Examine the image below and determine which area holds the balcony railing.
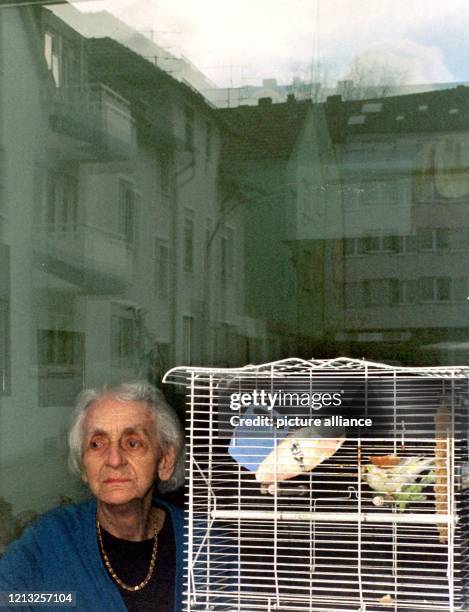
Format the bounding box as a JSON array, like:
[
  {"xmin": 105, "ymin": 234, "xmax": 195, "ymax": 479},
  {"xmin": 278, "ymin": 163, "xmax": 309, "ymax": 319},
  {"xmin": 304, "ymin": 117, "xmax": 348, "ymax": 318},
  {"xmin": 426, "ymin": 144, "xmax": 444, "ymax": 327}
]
[
  {"xmin": 49, "ymin": 83, "xmax": 136, "ymax": 160},
  {"xmin": 35, "ymin": 222, "xmax": 134, "ymax": 287}
]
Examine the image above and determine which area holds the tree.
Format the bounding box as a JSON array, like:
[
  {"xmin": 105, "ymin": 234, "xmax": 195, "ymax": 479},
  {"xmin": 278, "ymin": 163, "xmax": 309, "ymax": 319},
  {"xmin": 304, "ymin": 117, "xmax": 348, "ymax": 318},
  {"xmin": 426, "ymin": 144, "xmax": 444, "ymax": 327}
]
[
  {"xmin": 339, "ymin": 54, "xmax": 409, "ymax": 100},
  {"xmin": 287, "ymin": 54, "xmax": 409, "ymax": 103}
]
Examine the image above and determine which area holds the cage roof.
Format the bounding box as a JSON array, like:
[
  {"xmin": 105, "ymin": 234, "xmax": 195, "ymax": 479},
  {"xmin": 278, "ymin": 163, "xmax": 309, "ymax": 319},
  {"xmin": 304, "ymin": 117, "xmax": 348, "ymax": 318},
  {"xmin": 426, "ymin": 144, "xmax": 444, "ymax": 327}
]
[{"xmin": 163, "ymin": 356, "xmax": 469, "ymax": 386}]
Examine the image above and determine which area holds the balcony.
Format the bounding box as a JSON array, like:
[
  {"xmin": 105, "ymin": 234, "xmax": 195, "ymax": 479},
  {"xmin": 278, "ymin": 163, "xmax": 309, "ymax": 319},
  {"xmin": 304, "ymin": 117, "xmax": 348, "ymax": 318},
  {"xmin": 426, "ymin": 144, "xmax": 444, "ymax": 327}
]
[
  {"xmin": 48, "ymin": 83, "xmax": 136, "ymax": 161},
  {"xmin": 34, "ymin": 223, "xmax": 134, "ymax": 293}
]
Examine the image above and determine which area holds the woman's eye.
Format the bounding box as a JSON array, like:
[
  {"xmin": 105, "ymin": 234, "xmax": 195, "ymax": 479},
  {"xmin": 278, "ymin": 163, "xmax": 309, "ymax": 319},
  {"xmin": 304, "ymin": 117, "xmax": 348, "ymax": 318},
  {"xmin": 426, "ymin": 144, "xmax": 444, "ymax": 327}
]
[
  {"xmin": 126, "ymin": 438, "xmax": 142, "ymax": 449},
  {"xmin": 89, "ymin": 438, "xmax": 104, "ymax": 449}
]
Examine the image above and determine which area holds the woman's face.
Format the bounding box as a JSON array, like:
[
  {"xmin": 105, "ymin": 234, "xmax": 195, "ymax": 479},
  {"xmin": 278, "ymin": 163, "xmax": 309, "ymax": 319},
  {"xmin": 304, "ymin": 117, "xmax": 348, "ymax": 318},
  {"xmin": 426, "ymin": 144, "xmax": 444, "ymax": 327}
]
[{"xmin": 81, "ymin": 395, "xmax": 175, "ymax": 506}]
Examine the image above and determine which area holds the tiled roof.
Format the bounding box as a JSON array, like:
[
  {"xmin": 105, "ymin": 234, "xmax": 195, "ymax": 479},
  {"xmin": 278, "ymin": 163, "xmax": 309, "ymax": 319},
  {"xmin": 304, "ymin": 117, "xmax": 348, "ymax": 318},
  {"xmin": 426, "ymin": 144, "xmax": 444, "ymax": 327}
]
[
  {"xmin": 86, "ymin": 37, "xmax": 217, "ymax": 114},
  {"xmin": 326, "ymin": 86, "xmax": 469, "ymax": 140},
  {"xmin": 219, "ymin": 99, "xmax": 312, "ymax": 161}
]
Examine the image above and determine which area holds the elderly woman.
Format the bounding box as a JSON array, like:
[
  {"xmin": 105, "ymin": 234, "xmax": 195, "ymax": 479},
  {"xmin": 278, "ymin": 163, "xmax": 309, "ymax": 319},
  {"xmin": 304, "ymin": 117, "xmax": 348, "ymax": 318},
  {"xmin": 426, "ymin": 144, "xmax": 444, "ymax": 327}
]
[{"xmin": 0, "ymin": 381, "xmax": 185, "ymax": 612}]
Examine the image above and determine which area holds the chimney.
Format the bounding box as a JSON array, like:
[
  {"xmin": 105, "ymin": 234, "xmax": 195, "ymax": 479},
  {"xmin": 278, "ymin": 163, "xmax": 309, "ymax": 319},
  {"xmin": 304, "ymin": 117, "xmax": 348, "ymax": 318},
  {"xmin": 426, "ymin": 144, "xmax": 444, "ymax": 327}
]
[{"xmin": 258, "ymin": 97, "xmax": 273, "ymax": 106}]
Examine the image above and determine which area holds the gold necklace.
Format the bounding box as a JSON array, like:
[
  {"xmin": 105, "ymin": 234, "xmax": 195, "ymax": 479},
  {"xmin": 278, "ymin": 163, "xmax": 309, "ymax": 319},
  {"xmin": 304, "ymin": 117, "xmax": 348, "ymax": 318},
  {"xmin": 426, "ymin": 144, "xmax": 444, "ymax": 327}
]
[{"xmin": 96, "ymin": 514, "xmax": 159, "ymax": 592}]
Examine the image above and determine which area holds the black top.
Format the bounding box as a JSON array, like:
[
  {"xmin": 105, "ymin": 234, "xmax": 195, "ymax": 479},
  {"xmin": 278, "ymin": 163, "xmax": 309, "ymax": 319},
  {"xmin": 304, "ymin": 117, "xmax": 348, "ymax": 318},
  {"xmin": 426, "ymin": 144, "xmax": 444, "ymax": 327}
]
[{"xmin": 99, "ymin": 512, "xmax": 175, "ymax": 612}]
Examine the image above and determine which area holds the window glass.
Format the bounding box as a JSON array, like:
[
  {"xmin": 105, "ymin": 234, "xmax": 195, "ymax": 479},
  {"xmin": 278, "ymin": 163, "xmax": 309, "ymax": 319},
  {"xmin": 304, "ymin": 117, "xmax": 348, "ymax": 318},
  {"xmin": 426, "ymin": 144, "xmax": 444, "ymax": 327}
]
[
  {"xmin": 111, "ymin": 305, "xmax": 137, "ymax": 366},
  {"xmin": 0, "ymin": 0, "xmax": 468, "ymax": 533},
  {"xmin": 183, "ymin": 215, "xmax": 194, "ymax": 272},
  {"xmin": 44, "ymin": 30, "xmax": 60, "ymax": 86},
  {"xmin": 155, "ymin": 240, "xmax": 170, "ymax": 297},
  {"xmin": 118, "ymin": 180, "xmax": 137, "ymax": 244}
]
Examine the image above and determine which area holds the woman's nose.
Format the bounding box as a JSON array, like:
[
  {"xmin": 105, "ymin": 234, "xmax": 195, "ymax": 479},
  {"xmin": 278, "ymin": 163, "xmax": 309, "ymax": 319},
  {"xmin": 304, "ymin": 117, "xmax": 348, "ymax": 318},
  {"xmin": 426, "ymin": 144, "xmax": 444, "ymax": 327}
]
[{"xmin": 105, "ymin": 442, "xmax": 126, "ymax": 467}]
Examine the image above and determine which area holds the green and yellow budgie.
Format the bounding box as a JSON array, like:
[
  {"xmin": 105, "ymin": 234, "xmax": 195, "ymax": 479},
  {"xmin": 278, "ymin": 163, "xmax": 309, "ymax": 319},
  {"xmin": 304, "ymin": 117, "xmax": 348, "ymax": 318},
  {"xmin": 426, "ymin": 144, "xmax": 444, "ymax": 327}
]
[{"xmin": 364, "ymin": 457, "xmax": 435, "ymax": 512}]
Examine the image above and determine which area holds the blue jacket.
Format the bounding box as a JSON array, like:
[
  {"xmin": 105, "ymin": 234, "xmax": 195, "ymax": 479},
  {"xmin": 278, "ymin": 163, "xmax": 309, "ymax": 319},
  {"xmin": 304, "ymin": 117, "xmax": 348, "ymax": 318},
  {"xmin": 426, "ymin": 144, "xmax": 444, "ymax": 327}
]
[{"xmin": 0, "ymin": 498, "xmax": 184, "ymax": 612}]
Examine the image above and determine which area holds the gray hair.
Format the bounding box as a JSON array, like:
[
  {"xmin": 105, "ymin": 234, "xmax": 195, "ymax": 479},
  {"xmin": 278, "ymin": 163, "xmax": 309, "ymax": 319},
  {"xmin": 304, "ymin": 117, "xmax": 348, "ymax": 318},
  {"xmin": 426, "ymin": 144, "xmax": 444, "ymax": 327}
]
[{"xmin": 68, "ymin": 380, "xmax": 185, "ymax": 493}]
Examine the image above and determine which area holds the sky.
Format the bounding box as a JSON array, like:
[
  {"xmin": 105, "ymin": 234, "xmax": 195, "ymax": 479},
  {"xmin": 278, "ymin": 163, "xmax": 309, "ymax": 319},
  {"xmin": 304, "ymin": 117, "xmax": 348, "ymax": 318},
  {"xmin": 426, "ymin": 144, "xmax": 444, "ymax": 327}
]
[{"xmin": 74, "ymin": 0, "xmax": 469, "ymax": 88}]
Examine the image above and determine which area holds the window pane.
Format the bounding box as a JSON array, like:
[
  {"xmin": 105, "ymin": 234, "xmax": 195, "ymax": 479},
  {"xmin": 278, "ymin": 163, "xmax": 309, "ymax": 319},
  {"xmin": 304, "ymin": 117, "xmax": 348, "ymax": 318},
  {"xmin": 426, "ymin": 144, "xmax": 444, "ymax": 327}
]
[
  {"xmin": 2, "ymin": 0, "xmax": 469, "ymax": 552},
  {"xmin": 183, "ymin": 216, "xmax": 194, "ymax": 272}
]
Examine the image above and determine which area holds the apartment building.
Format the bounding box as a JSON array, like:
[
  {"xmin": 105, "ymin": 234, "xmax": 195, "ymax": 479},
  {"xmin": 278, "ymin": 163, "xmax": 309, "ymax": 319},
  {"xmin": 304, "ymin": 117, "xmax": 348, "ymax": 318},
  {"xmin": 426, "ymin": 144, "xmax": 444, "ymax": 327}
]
[
  {"xmin": 0, "ymin": 4, "xmax": 250, "ymax": 513},
  {"xmin": 325, "ymin": 88, "xmax": 469, "ymax": 363},
  {"xmin": 220, "ymin": 96, "xmax": 343, "ymax": 359}
]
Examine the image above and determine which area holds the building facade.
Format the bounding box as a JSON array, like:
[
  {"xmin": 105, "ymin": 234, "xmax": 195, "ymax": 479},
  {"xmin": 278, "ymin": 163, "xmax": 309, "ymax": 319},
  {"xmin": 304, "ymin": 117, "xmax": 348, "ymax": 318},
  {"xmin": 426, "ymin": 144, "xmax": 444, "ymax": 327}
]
[{"xmin": 325, "ymin": 88, "xmax": 469, "ymax": 363}]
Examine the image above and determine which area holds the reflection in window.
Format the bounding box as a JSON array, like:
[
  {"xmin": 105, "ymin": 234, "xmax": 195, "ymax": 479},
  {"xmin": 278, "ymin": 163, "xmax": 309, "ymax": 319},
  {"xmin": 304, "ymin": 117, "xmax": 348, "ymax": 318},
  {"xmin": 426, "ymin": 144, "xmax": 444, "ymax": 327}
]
[
  {"xmin": 44, "ymin": 31, "xmax": 60, "ymax": 86},
  {"xmin": 36, "ymin": 291, "xmax": 85, "ymax": 406},
  {"xmin": 452, "ymin": 228, "xmax": 469, "ymax": 250},
  {"xmin": 118, "ymin": 180, "xmax": 137, "ymax": 244},
  {"xmin": 44, "ymin": 19, "xmax": 82, "ymax": 89},
  {"xmin": 156, "ymin": 240, "xmax": 170, "ymax": 297},
  {"xmin": 453, "ymin": 278, "xmax": 468, "ymax": 301},
  {"xmin": 364, "ymin": 235, "xmax": 381, "ymax": 253},
  {"xmin": 37, "ymin": 329, "xmax": 83, "ymax": 372},
  {"xmin": 418, "ymin": 228, "xmax": 450, "ymax": 251},
  {"xmin": 346, "ymin": 232, "xmax": 438, "ymax": 256},
  {"xmin": 363, "ymin": 233, "xmax": 398, "ymax": 253},
  {"xmin": 349, "ymin": 277, "xmax": 466, "ymax": 307},
  {"xmin": 363, "ymin": 279, "xmax": 394, "ymax": 307},
  {"xmin": 159, "ymin": 155, "xmax": 171, "ymax": 199},
  {"xmin": 183, "ymin": 215, "xmax": 194, "ymax": 272},
  {"xmin": 395, "ymin": 234, "xmax": 417, "ymax": 253},
  {"xmin": 420, "ymin": 277, "xmax": 451, "ymax": 302},
  {"xmin": 391, "ymin": 280, "xmax": 419, "ymax": 305},
  {"xmin": 46, "ymin": 170, "xmax": 78, "ymax": 231},
  {"xmin": 111, "ymin": 309, "xmax": 137, "ymax": 366},
  {"xmin": 345, "ymin": 237, "xmax": 365, "ymax": 256},
  {"xmin": 62, "ymin": 42, "xmax": 80, "ymax": 88}
]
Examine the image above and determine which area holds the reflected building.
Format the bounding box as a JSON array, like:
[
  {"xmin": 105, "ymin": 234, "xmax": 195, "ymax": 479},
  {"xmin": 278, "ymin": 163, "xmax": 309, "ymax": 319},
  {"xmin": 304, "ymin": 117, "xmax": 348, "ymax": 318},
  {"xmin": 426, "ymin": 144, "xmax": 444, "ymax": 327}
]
[
  {"xmin": 220, "ymin": 96, "xmax": 344, "ymax": 359},
  {"xmin": 0, "ymin": 5, "xmax": 147, "ymax": 511},
  {"xmin": 325, "ymin": 89, "xmax": 469, "ymax": 364},
  {"xmin": 0, "ymin": 4, "xmax": 250, "ymax": 512}
]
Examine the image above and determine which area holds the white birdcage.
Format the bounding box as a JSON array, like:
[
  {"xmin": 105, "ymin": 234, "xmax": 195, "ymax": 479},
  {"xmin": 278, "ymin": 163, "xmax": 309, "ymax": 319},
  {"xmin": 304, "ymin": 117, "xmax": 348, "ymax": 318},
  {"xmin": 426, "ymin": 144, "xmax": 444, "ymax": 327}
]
[{"xmin": 163, "ymin": 357, "xmax": 469, "ymax": 612}]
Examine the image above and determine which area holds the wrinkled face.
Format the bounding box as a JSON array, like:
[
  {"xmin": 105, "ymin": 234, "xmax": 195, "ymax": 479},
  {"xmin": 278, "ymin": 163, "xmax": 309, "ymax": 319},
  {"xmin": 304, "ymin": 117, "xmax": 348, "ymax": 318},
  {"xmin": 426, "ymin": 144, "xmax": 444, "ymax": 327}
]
[{"xmin": 82, "ymin": 395, "xmax": 175, "ymax": 506}]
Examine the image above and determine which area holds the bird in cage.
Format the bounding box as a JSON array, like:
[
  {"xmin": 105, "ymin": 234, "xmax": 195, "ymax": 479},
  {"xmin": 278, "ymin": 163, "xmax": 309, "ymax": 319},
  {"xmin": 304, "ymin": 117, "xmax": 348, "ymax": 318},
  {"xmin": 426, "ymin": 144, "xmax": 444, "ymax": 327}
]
[
  {"xmin": 229, "ymin": 406, "xmax": 345, "ymax": 490},
  {"xmin": 364, "ymin": 456, "xmax": 435, "ymax": 511},
  {"xmin": 255, "ymin": 428, "xmax": 345, "ymax": 484}
]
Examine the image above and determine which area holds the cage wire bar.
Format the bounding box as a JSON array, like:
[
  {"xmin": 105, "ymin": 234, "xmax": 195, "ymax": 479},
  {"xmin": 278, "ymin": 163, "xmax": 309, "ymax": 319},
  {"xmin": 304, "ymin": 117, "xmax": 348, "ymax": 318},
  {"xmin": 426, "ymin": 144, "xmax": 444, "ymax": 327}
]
[{"xmin": 163, "ymin": 357, "xmax": 469, "ymax": 612}]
